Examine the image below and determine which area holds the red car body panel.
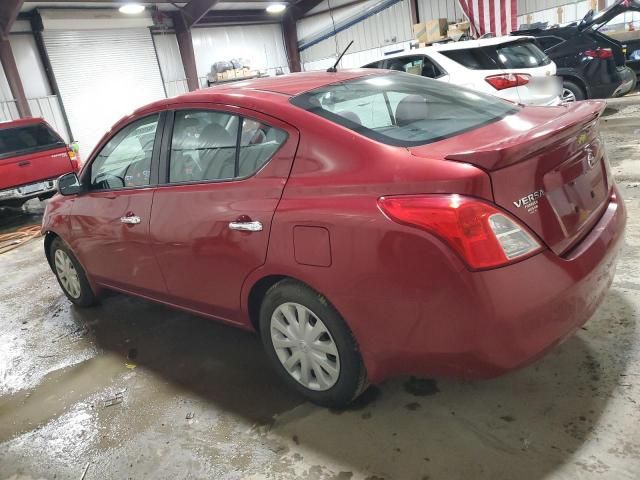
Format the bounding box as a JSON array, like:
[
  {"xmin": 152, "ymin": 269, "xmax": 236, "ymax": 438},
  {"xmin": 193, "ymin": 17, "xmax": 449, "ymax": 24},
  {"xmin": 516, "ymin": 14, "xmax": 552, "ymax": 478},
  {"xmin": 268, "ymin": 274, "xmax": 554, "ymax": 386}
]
[
  {"xmin": 0, "ymin": 118, "xmax": 74, "ymax": 190},
  {"xmin": 42, "ymin": 70, "xmax": 626, "ymax": 384}
]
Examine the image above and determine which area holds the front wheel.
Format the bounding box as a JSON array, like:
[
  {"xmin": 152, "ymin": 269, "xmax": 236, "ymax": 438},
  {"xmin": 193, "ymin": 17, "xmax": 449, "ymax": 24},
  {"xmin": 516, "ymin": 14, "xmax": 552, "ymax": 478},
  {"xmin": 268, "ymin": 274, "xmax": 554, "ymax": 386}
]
[
  {"xmin": 50, "ymin": 237, "xmax": 97, "ymax": 307},
  {"xmin": 259, "ymin": 279, "xmax": 367, "ymax": 408}
]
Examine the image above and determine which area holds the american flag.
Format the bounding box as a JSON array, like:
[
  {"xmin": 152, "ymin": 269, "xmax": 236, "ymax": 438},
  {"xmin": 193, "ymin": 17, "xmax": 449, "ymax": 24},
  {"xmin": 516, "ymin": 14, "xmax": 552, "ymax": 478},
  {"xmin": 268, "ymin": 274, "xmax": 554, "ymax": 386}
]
[{"xmin": 457, "ymin": 0, "xmax": 518, "ymax": 37}]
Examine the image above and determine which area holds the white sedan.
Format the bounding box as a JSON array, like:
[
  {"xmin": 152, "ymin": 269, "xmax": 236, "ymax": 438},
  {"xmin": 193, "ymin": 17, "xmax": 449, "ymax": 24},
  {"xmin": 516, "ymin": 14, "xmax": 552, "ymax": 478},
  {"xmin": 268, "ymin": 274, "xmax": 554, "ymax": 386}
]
[{"xmin": 363, "ymin": 36, "xmax": 562, "ymax": 106}]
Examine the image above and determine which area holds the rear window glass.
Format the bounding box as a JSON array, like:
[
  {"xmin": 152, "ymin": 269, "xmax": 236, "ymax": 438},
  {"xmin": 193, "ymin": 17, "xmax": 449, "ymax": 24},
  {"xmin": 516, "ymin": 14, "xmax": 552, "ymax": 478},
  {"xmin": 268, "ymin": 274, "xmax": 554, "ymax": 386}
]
[
  {"xmin": 290, "ymin": 73, "xmax": 518, "ymax": 147},
  {"xmin": 439, "ymin": 48, "xmax": 497, "ymax": 69},
  {"xmin": 0, "ymin": 123, "xmax": 64, "ymax": 159},
  {"xmin": 496, "ymin": 40, "xmax": 551, "ymax": 68}
]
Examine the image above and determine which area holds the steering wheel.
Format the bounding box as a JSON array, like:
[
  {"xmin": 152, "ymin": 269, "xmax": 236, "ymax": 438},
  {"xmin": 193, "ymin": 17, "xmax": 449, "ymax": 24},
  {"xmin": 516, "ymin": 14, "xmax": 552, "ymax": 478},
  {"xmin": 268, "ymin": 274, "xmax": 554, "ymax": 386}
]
[{"xmin": 93, "ymin": 172, "xmax": 124, "ymax": 189}]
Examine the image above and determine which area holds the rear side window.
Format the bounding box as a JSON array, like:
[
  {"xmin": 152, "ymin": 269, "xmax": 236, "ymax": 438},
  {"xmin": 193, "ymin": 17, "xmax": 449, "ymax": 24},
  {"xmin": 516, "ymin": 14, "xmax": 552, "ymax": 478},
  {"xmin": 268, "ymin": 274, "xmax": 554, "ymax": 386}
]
[
  {"xmin": 496, "ymin": 40, "xmax": 551, "ymax": 68},
  {"xmin": 385, "ymin": 55, "xmax": 445, "ymax": 79},
  {"xmin": 362, "ymin": 61, "xmax": 383, "ymax": 68},
  {"xmin": 169, "ymin": 110, "xmax": 287, "ymax": 183},
  {"xmin": 439, "ymin": 48, "xmax": 498, "ymax": 69},
  {"xmin": 0, "ymin": 123, "xmax": 64, "ymax": 159},
  {"xmin": 291, "ymin": 73, "xmax": 518, "ymax": 147}
]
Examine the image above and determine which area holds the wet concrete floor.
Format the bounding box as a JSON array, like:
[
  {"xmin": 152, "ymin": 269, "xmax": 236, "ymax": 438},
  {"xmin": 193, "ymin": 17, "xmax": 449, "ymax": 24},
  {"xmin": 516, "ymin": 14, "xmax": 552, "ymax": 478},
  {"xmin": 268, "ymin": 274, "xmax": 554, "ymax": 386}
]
[{"xmin": 1, "ymin": 95, "xmax": 639, "ymax": 479}]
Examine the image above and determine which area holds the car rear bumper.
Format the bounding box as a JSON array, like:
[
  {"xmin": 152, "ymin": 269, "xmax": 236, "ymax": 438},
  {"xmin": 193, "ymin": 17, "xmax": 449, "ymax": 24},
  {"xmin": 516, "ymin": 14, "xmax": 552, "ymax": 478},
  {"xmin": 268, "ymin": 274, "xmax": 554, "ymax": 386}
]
[
  {"xmin": 0, "ymin": 178, "xmax": 57, "ymax": 206},
  {"xmin": 356, "ymin": 186, "xmax": 626, "ymax": 383}
]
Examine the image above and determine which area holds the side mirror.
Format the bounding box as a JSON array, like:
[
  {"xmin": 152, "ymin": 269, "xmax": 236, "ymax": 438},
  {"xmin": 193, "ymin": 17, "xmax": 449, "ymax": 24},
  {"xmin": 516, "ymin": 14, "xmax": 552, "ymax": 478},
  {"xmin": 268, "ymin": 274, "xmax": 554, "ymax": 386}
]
[{"xmin": 57, "ymin": 172, "xmax": 82, "ymax": 196}]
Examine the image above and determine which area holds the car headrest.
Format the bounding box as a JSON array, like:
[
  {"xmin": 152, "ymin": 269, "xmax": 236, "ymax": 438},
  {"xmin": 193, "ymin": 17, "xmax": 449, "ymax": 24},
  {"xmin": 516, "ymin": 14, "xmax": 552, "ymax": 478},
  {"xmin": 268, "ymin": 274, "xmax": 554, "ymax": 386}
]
[
  {"xmin": 199, "ymin": 123, "xmax": 234, "ymax": 148},
  {"xmin": 336, "ymin": 110, "xmax": 362, "ymax": 125},
  {"xmin": 395, "ymin": 95, "xmax": 429, "ymax": 127}
]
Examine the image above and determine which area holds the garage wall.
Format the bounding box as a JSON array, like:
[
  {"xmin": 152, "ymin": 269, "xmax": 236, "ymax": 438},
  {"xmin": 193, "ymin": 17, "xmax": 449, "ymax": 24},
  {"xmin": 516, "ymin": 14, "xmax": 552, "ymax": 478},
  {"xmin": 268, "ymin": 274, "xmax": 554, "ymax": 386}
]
[
  {"xmin": 152, "ymin": 32, "xmax": 189, "ymax": 97},
  {"xmin": 191, "ymin": 24, "xmax": 290, "ymax": 80},
  {"xmin": 300, "ymin": 0, "xmax": 414, "ymax": 68},
  {"xmin": 517, "ymin": 0, "xmax": 639, "ymax": 27},
  {"xmin": 416, "ymin": 0, "xmax": 465, "ymax": 22},
  {"xmin": 0, "ymin": 32, "xmax": 70, "ymax": 141}
]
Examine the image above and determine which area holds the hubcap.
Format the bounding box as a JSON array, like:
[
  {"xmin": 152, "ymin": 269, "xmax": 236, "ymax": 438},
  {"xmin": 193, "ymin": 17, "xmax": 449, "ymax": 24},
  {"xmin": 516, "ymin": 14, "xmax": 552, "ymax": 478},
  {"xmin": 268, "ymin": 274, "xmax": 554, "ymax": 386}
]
[
  {"xmin": 562, "ymin": 88, "xmax": 576, "ymax": 103},
  {"xmin": 54, "ymin": 249, "xmax": 82, "ymax": 299},
  {"xmin": 270, "ymin": 302, "xmax": 340, "ymax": 391}
]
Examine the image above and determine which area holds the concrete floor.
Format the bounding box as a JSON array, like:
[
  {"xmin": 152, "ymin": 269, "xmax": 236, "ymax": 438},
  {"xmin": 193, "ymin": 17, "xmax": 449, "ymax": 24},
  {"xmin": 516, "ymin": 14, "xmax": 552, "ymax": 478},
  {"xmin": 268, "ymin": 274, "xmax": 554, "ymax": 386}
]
[{"xmin": 1, "ymin": 95, "xmax": 639, "ymax": 480}]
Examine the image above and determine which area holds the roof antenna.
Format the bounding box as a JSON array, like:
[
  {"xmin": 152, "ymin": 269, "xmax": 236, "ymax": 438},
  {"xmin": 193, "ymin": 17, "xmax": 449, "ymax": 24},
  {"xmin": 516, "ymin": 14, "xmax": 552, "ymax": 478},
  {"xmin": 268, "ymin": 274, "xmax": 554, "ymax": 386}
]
[{"xmin": 327, "ymin": 40, "xmax": 354, "ymax": 73}]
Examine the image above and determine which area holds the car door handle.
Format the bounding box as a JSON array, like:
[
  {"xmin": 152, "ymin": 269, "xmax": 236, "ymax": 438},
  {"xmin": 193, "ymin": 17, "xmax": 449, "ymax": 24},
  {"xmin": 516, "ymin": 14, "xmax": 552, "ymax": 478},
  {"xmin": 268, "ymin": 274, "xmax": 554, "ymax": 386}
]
[
  {"xmin": 18, "ymin": 161, "xmax": 30, "ymax": 167},
  {"xmin": 120, "ymin": 215, "xmax": 141, "ymax": 225},
  {"xmin": 228, "ymin": 220, "xmax": 262, "ymax": 232}
]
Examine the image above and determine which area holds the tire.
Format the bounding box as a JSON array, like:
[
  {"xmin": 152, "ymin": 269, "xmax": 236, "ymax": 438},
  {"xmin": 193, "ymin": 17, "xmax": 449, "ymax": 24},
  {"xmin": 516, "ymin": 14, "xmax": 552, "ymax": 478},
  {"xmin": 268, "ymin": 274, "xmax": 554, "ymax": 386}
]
[
  {"xmin": 259, "ymin": 279, "xmax": 367, "ymax": 408},
  {"xmin": 562, "ymin": 80, "xmax": 585, "ymax": 102},
  {"xmin": 50, "ymin": 237, "xmax": 97, "ymax": 307}
]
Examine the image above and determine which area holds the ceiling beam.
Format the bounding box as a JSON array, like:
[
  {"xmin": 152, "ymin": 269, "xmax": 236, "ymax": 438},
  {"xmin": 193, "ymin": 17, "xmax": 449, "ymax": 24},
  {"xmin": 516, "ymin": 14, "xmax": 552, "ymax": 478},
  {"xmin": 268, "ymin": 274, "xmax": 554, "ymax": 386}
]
[
  {"xmin": 290, "ymin": 0, "xmax": 323, "ymax": 19},
  {"xmin": 0, "ymin": 0, "xmax": 24, "ymax": 38},
  {"xmin": 181, "ymin": 0, "xmax": 221, "ymax": 27},
  {"xmin": 196, "ymin": 9, "xmax": 283, "ymax": 25}
]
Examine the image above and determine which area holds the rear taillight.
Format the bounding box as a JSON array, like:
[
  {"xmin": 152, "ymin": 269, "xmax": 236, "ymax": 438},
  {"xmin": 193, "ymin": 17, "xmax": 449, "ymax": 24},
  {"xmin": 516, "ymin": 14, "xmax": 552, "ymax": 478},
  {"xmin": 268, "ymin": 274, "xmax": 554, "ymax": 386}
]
[
  {"xmin": 67, "ymin": 147, "xmax": 80, "ymax": 172},
  {"xmin": 485, "ymin": 73, "xmax": 531, "ymax": 90},
  {"xmin": 584, "ymin": 48, "xmax": 613, "ymax": 59},
  {"xmin": 378, "ymin": 195, "xmax": 543, "ymax": 270}
]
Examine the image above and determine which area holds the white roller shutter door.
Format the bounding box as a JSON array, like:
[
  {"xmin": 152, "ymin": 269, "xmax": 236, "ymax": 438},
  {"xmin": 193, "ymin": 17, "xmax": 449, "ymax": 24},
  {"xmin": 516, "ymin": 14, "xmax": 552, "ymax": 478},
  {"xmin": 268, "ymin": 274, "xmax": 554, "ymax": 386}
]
[{"xmin": 43, "ymin": 29, "xmax": 166, "ymax": 156}]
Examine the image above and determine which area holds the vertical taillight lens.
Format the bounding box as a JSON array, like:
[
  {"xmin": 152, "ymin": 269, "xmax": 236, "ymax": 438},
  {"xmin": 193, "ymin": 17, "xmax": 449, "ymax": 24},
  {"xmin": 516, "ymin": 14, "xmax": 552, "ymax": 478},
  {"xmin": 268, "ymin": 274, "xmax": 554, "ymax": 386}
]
[
  {"xmin": 67, "ymin": 147, "xmax": 80, "ymax": 172},
  {"xmin": 378, "ymin": 195, "xmax": 543, "ymax": 270},
  {"xmin": 485, "ymin": 73, "xmax": 531, "ymax": 90}
]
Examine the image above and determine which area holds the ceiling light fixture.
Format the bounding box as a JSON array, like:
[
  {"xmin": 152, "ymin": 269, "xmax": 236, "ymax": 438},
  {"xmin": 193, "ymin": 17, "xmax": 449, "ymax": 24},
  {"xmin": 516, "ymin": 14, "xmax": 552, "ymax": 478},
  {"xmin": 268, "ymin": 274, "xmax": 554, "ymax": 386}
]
[
  {"xmin": 266, "ymin": 3, "xmax": 287, "ymax": 13},
  {"xmin": 119, "ymin": 3, "xmax": 145, "ymax": 14}
]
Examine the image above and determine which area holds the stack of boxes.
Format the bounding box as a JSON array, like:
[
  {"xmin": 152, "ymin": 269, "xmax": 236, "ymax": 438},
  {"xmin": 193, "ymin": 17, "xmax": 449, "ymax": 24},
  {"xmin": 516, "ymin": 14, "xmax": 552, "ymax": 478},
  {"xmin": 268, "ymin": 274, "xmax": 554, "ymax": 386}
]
[
  {"xmin": 213, "ymin": 67, "xmax": 258, "ymax": 82},
  {"xmin": 411, "ymin": 19, "xmax": 471, "ymax": 47}
]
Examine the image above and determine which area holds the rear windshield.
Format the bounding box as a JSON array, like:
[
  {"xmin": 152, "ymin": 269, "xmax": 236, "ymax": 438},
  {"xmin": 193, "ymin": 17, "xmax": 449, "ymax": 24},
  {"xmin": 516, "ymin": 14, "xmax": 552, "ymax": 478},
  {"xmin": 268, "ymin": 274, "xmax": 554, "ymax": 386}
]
[
  {"xmin": 496, "ymin": 40, "xmax": 551, "ymax": 68},
  {"xmin": 0, "ymin": 123, "xmax": 64, "ymax": 159},
  {"xmin": 290, "ymin": 73, "xmax": 518, "ymax": 147},
  {"xmin": 440, "ymin": 40, "xmax": 550, "ymax": 70}
]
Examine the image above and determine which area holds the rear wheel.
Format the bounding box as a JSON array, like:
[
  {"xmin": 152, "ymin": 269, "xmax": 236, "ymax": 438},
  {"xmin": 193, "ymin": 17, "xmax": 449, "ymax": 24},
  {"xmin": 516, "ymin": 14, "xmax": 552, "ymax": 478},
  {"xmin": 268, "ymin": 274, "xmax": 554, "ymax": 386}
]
[
  {"xmin": 562, "ymin": 80, "xmax": 585, "ymax": 102},
  {"xmin": 259, "ymin": 279, "xmax": 367, "ymax": 408},
  {"xmin": 50, "ymin": 237, "xmax": 97, "ymax": 307}
]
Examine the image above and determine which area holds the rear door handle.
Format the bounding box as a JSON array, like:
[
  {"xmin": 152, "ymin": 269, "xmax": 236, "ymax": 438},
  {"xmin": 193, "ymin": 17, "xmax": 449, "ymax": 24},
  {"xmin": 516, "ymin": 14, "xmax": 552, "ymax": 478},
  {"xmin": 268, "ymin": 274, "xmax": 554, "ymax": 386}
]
[
  {"xmin": 229, "ymin": 220, "xmax": 262, "ymax": 232},
  {"xmin": 120, "ymin": 215, "xmax": 141, "ymax": 225}
]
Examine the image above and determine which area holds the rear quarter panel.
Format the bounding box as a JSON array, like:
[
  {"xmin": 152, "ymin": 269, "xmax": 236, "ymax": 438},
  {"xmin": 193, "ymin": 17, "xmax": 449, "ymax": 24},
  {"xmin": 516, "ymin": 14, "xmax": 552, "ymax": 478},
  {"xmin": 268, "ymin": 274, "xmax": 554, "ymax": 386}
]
[{"xmin": 242, "ymin": 107, "xmax": 494, "ymax": 381}]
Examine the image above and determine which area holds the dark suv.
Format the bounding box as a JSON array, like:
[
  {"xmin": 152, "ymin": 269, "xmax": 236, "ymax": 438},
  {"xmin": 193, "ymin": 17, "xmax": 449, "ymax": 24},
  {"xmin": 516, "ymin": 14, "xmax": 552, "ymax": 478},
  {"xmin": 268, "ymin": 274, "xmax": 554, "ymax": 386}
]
[{"xmin": 513, "ymin": 0, "xmax": 640, "ymax": 101}]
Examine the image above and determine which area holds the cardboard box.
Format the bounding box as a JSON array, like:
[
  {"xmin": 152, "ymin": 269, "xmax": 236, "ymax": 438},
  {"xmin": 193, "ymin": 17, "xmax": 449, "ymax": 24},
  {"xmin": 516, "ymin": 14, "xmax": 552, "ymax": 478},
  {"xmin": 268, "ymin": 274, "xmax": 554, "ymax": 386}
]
[
  {"xmin": 413, "ymin": 19, "xmax": 448, "ymax": 43},
  {"xmin": 450, "ymin": 20, "xmax": 470, "ymax": 31}
]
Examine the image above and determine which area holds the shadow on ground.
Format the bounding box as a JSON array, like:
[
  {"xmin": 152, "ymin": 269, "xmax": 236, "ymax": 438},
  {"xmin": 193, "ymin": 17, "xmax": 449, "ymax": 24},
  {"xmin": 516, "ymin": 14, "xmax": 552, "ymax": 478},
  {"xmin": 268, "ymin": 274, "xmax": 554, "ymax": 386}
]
[{"xmin": 43, "ymin": 286, "xmax": 636, "ymax": 479}]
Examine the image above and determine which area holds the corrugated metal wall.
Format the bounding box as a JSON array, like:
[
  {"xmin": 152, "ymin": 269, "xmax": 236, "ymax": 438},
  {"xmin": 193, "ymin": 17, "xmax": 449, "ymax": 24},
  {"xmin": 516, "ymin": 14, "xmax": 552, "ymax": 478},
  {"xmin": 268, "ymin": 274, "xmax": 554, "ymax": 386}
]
[
  {"xmin": 416, "ymin": 0, "xmax": 465, "ymax": 23},
  {"xmin": 300, "ymin": 0, "xmax": 413, "ymax": 66},
  {"xmin": 517, "ymin": 0, "xmax": 639, "ymax": 27}
]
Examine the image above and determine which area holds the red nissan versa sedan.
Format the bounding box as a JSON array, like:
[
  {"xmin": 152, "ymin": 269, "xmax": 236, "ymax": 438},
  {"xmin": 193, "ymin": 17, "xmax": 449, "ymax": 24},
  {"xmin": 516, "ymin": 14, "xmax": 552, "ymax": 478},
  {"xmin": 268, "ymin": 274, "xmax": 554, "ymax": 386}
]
[{"xmin": 42, "ymin": 70, "xmax": 625, "ymax": 407}]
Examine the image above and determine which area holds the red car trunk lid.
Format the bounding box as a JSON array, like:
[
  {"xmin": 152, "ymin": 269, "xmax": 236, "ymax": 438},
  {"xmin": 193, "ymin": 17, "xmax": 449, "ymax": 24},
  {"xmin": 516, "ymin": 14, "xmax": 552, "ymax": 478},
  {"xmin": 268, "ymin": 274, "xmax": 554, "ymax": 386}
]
[{"xmin": 409, "ymin": 101, "xmax": 610, "ymax": 255}]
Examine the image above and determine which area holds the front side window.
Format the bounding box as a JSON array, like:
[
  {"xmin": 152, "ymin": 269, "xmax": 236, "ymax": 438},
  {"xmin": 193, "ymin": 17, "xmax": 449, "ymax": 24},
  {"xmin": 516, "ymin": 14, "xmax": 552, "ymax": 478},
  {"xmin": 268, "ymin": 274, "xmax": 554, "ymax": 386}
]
[
  {"xmin": 90, "ymin": 114, "xmax": 159, "ymax": 191},
  {"xmin": 0, "ymin": 123, "xmax": 65, "ymax": 160},
  {"xmin": 291, "ymin": 73, "xmax": 518, "ymax": 147},
  {"xmin": 169, "ymin": 110, "xmax": 287, "ymax": 183}
]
